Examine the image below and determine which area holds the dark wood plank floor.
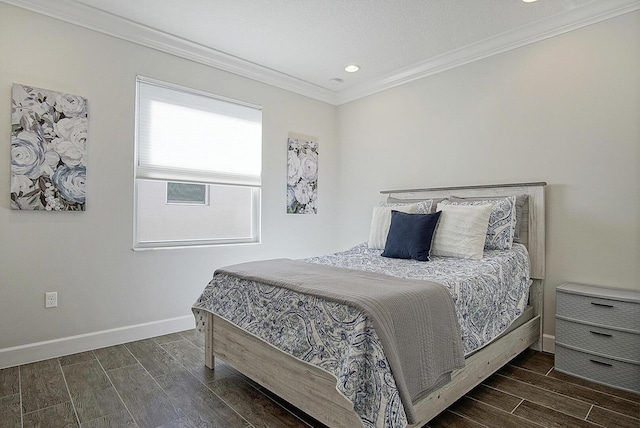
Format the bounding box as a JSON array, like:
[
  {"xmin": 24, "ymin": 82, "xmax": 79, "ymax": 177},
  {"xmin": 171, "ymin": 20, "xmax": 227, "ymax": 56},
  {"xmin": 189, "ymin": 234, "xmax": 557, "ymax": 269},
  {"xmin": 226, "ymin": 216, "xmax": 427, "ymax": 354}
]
[{"xmin": 1, "ymin": 329, "xmax": 638, "ymax": 427}]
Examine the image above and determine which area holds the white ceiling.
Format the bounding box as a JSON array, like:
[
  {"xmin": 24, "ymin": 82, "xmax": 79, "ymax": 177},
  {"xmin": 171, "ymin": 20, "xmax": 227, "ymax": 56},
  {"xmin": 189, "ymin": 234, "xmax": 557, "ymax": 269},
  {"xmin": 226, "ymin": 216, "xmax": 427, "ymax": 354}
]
[{"xmin": 4, "ymin": 0, "xmax": 640, "ymax": 104}]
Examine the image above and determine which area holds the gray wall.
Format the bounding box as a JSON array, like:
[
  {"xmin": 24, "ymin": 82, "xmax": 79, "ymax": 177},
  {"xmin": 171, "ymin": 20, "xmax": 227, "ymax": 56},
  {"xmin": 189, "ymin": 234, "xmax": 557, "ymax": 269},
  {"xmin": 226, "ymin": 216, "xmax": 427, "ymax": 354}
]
[
  {"xmin": 0, "ymin": 3, "xmax": 338, "ymax": 360},
  {"xmin": 336, "ymin": 11, "xmax": 640, "ymax": 347}
]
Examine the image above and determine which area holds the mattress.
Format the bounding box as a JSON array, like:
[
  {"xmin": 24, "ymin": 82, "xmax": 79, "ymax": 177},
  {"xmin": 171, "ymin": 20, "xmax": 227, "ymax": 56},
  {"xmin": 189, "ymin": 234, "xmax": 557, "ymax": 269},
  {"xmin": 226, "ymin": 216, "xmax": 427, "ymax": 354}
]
[{"xmin": 192, "ymin": 243, "xmax": 531, "ymax": 428}]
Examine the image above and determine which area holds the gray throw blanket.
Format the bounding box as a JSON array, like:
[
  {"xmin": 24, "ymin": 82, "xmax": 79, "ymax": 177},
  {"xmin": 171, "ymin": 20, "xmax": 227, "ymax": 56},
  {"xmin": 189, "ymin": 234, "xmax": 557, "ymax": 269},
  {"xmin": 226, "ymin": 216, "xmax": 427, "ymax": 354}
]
[{"xmin": 216, "ymin": 258, "xmax": 465, "ymax": 422}]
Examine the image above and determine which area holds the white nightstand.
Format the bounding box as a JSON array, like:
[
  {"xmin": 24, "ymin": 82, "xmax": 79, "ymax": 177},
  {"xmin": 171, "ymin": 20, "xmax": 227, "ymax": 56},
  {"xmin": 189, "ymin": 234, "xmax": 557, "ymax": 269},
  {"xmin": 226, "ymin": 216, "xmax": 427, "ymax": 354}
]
[{"xmin": 555, "ymin": 282, "xmax": 640, "ymax": 393}]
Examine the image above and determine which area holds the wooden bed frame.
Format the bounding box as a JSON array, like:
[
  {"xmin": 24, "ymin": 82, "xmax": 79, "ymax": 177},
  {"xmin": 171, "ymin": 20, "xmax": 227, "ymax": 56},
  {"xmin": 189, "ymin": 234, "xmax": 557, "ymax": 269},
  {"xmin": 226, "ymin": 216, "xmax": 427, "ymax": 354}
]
[{"xmin": 204, "ymin": 182, "xmax": 546, "ymax": 427}]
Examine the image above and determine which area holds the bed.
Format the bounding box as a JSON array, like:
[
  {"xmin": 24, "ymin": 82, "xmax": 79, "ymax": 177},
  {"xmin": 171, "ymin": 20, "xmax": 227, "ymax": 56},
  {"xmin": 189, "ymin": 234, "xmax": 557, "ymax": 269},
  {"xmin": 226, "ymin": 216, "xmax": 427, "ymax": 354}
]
[{"xmin": 193, "ymin": 182, "xmax": 546, "ymax": 427}]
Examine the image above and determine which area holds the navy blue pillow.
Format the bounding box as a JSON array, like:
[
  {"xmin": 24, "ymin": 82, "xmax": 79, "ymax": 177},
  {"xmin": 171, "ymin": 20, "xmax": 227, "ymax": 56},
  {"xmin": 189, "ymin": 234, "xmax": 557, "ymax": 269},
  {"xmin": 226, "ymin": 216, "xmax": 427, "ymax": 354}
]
[{"xmin": 381, "ymin": 210, "xmax": 442, "ymax": 261}]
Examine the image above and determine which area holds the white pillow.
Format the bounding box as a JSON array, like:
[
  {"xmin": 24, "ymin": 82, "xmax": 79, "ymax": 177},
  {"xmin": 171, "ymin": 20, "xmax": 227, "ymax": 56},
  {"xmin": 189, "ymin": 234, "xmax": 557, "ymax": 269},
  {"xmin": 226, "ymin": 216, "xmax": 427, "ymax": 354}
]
[
  {"xmin": 431, "ymin": 204, "xmax": 493, "ymax": 260},
  {"xmin": 439, "ymin": 196, "xmax": 517, "ymax": 250},
  {"xmin": 368, "ymin": 204, "xmax": 417, "ymax": 249}
]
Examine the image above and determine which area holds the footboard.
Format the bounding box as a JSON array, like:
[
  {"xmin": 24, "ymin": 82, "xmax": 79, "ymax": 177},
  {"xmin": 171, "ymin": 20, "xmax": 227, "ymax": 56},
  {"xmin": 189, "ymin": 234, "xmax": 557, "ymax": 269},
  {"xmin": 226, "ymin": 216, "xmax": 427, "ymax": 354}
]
[
  {"xmin": 205, "ymin": 312, "xmax": 364, "ymax": 427},
  {"xmin": 205, "ymin": 312, "xmax": 540, "ymax": 427}
]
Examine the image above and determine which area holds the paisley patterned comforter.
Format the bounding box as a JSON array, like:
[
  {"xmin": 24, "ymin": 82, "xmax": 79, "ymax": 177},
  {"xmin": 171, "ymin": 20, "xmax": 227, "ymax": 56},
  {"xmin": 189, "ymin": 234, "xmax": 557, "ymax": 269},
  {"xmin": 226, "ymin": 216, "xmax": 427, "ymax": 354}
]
[
  {"xmin": 306, "ymin": 243, "xmax": 531, "ymax": 355},
  {"xmin": 192, "ymin": 243, "xmax": 530, "ymax": 428}
]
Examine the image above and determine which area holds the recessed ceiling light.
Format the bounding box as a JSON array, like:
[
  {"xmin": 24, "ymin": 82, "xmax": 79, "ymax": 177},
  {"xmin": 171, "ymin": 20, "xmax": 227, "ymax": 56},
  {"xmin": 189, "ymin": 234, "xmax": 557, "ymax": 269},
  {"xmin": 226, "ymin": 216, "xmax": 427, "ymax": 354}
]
[
  {"xmin": 344, "ymin": 64, "xmax": 360, "ymax": 73},
  {"xmin": 522, "ymin": 0, "xmax": 538, "ymax": 2}
]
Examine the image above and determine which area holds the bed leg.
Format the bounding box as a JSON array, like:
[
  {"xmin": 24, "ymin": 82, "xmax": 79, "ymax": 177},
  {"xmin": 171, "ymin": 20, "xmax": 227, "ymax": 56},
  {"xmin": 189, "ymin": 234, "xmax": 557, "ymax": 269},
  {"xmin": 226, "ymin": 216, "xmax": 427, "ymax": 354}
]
[
  {"xmin": 205, "ymin": 312, "xmax": 215, "ymax": 369},
  {"xmin": 529, "ymin": 279, "xmax": 544, "ymax": 351}
]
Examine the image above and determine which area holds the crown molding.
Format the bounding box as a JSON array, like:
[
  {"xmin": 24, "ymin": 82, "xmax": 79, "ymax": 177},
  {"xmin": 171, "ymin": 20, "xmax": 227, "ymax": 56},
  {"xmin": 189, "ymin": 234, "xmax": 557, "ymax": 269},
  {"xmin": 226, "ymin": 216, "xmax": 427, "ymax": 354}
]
[
  {"xmin": 2, "ymin": 0, "xmax": 639, "ymax": 106},
  {"xmin": 335, "ymin": 0, "xmax": 640, "ymax": 104},
  {"xmin": 0, "ymin": 0, "xmax": 338, "ymax": 104}
]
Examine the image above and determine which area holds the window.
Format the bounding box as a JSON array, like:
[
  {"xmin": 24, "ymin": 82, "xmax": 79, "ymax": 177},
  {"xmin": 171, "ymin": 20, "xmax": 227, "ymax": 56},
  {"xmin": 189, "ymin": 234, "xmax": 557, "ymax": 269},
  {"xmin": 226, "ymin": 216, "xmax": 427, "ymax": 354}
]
[
  {"xmin": 166, "ymin": 182, "xmax": 208, "ymax": 205},
  {"xmin": 134, "ymin": 76, "xmax": 262, "ymax": 249}
]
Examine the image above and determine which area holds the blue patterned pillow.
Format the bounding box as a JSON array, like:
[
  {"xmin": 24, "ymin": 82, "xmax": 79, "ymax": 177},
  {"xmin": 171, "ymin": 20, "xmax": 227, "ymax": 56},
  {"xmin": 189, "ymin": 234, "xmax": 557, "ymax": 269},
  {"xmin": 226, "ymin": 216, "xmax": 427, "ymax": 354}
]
[
  {"xmin": 381, "ymin": 211, "xmax": 442, "ymax": 261},
  {"xmin": 381, "ymin": 199, "xmax": 433, "ymax": 214},
  {"xmin": 438, "ymin": 196, "xmax": 517, "ymax": 250}
]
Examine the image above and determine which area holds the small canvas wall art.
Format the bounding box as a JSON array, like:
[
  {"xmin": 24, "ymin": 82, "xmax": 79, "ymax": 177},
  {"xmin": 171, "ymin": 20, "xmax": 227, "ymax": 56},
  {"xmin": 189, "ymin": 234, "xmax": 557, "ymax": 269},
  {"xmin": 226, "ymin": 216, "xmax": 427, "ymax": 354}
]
[
  {"xmin": 287, "ymin": 133, "xmax": 318, "ymax": 214},
  {"xmin": 10, "ymin": 84, "xmax": 88, "ymax": 211}
]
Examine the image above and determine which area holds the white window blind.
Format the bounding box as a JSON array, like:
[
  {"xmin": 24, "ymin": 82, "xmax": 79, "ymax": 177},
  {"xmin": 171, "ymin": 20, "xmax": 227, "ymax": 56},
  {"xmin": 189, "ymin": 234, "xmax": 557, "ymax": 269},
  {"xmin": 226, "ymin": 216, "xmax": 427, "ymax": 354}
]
[
  {"xmin": 133, "ymin": 76, "xmax": 262, "ymax": 249},
  {"xmin": 136, "ymin": 76, "xmax": 262, "ymax": 186}
]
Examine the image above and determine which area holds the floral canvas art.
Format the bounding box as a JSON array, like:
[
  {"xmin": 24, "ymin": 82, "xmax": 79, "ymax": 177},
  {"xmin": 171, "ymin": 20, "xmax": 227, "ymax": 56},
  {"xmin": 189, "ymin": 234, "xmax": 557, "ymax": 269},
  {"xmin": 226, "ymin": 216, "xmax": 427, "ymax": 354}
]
[
  {"xmin": 287, "ymin": 134, "xmax": 318, "ymax": 214},
  {"xmin": 10, "ymin": 84, "xmax": 88, "ymax": 210}
]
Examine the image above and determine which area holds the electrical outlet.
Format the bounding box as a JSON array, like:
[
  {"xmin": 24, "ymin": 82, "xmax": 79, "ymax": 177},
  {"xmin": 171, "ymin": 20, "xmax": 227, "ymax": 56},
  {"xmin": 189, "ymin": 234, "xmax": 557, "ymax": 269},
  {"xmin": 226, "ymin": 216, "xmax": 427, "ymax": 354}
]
[{"xmin": 45, "ymin": 292, "xmax": 57, "ymax": 308}]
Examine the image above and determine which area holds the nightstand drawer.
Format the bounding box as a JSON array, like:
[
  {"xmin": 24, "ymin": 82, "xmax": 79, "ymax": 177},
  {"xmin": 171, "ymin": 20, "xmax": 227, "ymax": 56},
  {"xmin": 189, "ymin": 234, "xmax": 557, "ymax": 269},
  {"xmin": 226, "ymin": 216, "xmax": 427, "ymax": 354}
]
[
  {"xmin": 556, "ymin": 292, "xmax": 639, "ymax": 330},
  {"xmin": 556, "ymin": 319, "xmax": 640, "ymax": 363},
  {"xmin": 555, "ymin": 345, "xmax": 640, "ymax": 394}
]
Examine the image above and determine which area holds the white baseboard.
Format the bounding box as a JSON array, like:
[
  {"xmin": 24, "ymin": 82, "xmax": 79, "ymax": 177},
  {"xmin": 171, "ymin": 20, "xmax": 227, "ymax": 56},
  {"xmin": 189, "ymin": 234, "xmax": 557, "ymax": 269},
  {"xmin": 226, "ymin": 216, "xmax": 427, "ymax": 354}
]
[
  {"xmin": 0, "ymin": 315, "xmax": 195, "ymax": 369},
  {"xmin": 1, "ymin": 318, "xmax": 557, "ymax": 369},
  {"xmin": 542, "ymin": 334, "xmax": 556, "ymax": 354}
]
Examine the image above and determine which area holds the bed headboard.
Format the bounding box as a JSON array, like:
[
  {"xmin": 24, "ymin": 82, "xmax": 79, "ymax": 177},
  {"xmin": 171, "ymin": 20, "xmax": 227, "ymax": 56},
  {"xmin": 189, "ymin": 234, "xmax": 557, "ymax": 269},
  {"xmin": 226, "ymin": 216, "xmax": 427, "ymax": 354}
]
[{"xmin": 381, "ymin": 182, "xmax": 546, "ymax": 280}]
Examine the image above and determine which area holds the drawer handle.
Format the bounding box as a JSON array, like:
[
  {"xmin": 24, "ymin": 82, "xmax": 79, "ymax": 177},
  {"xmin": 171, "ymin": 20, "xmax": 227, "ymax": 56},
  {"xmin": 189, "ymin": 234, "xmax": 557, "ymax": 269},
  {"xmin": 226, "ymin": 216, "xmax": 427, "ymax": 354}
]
[
  {"xmin": 590, "ymin": 330, "xmax": 613, "ymax": 338},
  {"xmin": 589, "ymin": 359, "xmax": 613, "ymax": 367},
  {"xmin": 590, "ymin": 302, "xmax": 614, "ymax": 308}
]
